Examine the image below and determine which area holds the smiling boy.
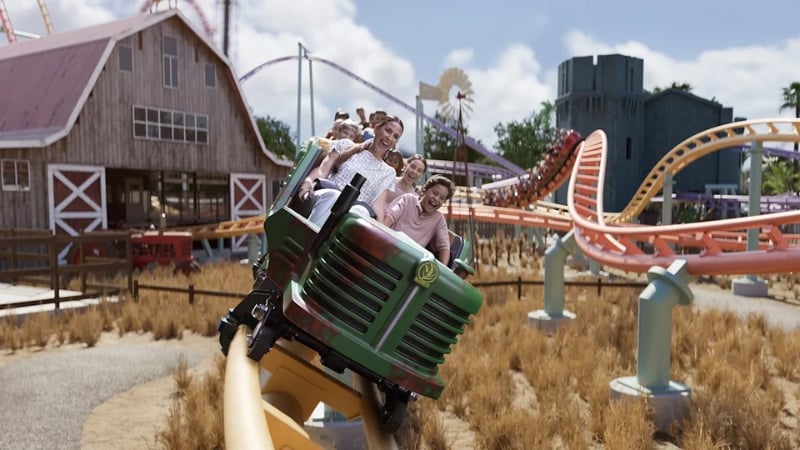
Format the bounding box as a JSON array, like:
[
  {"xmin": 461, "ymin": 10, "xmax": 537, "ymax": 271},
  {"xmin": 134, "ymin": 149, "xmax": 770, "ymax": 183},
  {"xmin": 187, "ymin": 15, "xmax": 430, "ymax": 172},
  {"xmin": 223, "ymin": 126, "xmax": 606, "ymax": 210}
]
[{"xmin": 383, "ymin": 175, "xmax": 455, "ymax": 264}]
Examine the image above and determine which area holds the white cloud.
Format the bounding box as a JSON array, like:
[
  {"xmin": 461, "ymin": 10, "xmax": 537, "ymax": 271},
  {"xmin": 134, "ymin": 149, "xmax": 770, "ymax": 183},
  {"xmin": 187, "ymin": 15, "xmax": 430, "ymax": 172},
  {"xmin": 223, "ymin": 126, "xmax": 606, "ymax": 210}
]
[
  {"xmin": 4, "ymin": 1, "xmax": 799, "ymax": 157},
  {"xmin": 443, "ymin": 48, "xmax": 474, "ymax": 68},
  {"xmin": 232, "ymin": 1, "xmax": 418, "ymax": 148},
  {"xmin": 459, "ymin": 44, "xmax": 553, "ymax": 149}
]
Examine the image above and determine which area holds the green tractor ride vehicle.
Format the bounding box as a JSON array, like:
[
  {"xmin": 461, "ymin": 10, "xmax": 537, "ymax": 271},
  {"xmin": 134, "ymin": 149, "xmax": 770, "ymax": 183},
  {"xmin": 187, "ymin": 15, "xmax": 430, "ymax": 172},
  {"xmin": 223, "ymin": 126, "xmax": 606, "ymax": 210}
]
[{"xmin": 217, "ymin": 142, "xmax": 484, "ymax": 432}]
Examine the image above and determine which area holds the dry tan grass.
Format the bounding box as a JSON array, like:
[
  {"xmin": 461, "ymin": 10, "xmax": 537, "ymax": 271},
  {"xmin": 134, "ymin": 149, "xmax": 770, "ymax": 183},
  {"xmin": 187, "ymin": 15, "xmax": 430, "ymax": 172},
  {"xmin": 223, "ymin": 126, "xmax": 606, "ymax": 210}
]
[
  {"xmin": 3, "ymin": 254, "xmax": 800, "ymax": 449},
  {"xmin": 406, "ymin": 262, "xmax": 800, "ymax": 449}
]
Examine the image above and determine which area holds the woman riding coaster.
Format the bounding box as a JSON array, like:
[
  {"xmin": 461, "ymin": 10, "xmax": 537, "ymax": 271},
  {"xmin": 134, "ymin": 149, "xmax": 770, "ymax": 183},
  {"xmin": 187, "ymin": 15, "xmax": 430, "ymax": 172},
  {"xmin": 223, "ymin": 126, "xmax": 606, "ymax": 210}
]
[
  {"xmin": 386, "ymin": 154, "xmax": 427, "ymax": 204},
  {"xmin": 307, "ymin": 115, "xmax": 404, "ymax": 225}
]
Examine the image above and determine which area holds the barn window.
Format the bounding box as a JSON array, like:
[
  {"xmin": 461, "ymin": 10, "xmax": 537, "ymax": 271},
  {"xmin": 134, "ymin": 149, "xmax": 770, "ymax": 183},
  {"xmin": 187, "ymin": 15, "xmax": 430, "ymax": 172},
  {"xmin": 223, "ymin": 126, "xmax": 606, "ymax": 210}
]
[
  {"xmin": 196, "ymin": 115, "xmax": 209, "ymax": 143},
  {"xmin": 132, "ymin": 105, "xmax": 209, "ymax": 145},
  {"xmin": 1, "ymin": 159, "xmax": 31, "ymax": 191},
  {"xmin": 118, "ymin": 45, "xmax": 133, "ymax": 72},
  {"xmin": 205, "ymin": 63, "xmax": 216, "ymax": 88},
  {"xmin": 160, "ymin": 110, "xmax": 173, "ymax": 140},
  {"xmin": 162, "ymin": 35, "xmax": 178, "ymax": 88}
]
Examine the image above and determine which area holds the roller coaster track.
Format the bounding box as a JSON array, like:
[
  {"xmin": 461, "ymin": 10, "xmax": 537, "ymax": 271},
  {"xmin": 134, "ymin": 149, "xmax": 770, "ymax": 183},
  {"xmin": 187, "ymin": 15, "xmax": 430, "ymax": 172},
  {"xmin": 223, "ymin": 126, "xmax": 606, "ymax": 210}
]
[
  {"xmin": 568, "ymin": 119, "xmax": 800, "ymax": 275},
  {"xmin": 239, "ymin": 54, "xmax": 525, "ymax": 177},
  {"xmin": 616, "ymin": 118, "xmax": 800, "ymax": 224},
  {"xmin": 139, "ymin": 0, "xmax": 214, "ymax": 38},
  {"xmin": 173, "ymin": 201, "xmax": 574, "ymax": 241},
  {"xmin": 446, "ymin": 202, "xmax": 573, "ymax": 231},
  {"xmin": 174, "ymin": 215, "xmax": 266, "ymax": 240}
]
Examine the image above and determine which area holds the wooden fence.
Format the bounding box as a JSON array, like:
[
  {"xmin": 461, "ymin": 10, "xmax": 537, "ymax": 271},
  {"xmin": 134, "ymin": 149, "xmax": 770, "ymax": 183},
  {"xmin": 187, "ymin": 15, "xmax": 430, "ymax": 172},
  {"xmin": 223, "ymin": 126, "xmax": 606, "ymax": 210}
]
[
  {"xmin": 133, "ymin": 280, "xmax": 247, "ymax": 304},
  {"xmin": 472, "ymin": 277, "xmax": 648, "ymax": 300},
  {"xmin": 0, "ymin": 229, "xmax": 133, "ymax": 310},
  {"xmin": 132, "ymin": 278, "xmax": 649, "ymax": 304}
]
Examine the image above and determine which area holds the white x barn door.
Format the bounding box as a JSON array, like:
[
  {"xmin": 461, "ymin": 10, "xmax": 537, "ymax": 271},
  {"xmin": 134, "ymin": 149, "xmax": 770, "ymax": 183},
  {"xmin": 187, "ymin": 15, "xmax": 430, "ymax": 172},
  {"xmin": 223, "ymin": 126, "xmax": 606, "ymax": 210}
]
[{"xmin": 230, "ymin": 173, "xmax": 266, "ymax": 252}]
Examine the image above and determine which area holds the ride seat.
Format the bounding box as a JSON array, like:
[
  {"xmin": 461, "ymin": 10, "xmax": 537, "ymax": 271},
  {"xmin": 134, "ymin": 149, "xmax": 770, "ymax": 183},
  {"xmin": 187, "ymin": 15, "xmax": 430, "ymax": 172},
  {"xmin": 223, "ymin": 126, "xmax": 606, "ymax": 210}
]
[
  {"xmin": 427, "ymin": 231, "xmax": 474, "ymax": 278},
  {"xmin": 447, "ymin": 232, "xmax": 464, "ymax": 269}
]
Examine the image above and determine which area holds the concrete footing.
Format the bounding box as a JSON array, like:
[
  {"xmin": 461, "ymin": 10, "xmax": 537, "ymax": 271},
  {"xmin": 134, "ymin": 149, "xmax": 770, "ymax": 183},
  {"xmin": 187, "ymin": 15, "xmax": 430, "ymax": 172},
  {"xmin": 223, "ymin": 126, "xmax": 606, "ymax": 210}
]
[
  {"xmin": 527, "ymin": 309, "xmax": 576, "ymax": 334},
  {"xmin": 609, "ymin": 376, "xmax": 691, "ymax": 432},
  {"xmin": 731, "ymin": 277, "xmax": 769, "ymax": 297}
]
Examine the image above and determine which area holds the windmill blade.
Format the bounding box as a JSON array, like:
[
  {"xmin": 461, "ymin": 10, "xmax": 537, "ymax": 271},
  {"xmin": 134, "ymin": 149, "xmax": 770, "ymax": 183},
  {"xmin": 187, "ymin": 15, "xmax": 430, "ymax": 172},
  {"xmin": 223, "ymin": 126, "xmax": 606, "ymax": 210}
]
[{"xmin": 436, "ymin": 67, "xmax": 474, "ymax": 123}]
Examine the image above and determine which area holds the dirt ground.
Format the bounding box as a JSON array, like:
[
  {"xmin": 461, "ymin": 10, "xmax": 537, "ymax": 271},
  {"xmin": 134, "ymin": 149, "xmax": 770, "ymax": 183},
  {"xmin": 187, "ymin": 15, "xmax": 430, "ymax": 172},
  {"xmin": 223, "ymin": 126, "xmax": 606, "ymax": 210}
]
[{"xmin": 2, "ymin": 279, "xmax": 798, "ymax": 449}]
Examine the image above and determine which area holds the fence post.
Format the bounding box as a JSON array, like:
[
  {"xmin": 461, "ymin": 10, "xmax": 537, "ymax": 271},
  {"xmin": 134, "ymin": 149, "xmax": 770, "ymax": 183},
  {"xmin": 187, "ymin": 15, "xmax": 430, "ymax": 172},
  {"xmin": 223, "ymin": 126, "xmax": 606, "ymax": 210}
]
[
  {"xmin": 189, "ymin": 284, "xmax": 195, "ymax": 304},
  {"xmin": 517, "ymin": 276, "xmax": 522, "ymax": 300},
  {"xmin": 50, "ymin": 235, "xmax": 60, "ymax": 310},
  {"xmin": 80, "ymin": 254, "xmax": 87, "ymax": 294},
  {"xmin": 11, "ymin": 228, "xmax": 17, "ymax": 270},
  {"xmin": 133, "ymin": 279, "xmax": 139, "ymax": 302},
  {"xmin": 125, "ymin": 233, "xmax": 134, "ymax": 299},
  {"xmin": 597, "ymin": 277, "xmax": 602, "ymax": 297}
]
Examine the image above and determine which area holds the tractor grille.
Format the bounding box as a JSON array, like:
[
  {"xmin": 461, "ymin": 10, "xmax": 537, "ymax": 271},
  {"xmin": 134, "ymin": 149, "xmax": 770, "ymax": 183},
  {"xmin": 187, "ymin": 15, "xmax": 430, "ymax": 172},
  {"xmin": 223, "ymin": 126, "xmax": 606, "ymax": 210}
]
[
  {"xmin": 275, "ymin": 236, "xmax": 303, "ymax": 267},
  {"xmin": 395, "ymin": 292, "xmax": 471, "ymax": 373},
  {"xmin": 303, "ymin": 233, "xmax": 401, "ymax": 335}
]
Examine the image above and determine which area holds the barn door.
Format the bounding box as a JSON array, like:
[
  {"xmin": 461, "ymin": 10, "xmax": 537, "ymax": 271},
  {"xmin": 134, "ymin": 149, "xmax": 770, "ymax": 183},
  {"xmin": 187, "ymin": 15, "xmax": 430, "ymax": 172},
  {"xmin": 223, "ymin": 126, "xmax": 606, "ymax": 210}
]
[
  {"xmin": 47, "ymin": 164, "xmax": 107, "ymax": 260},
  {"xmin": 230, "ymin": 173, "xmax": 266, "ymax": 252}
]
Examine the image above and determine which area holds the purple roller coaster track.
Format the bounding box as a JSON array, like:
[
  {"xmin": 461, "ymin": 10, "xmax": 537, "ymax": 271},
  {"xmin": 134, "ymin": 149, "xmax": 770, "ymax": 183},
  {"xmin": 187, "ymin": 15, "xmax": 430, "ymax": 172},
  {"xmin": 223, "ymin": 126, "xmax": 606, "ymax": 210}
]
[{"xmin": 239, "ymin": 54, "xmax": 526, "ymax": 178}]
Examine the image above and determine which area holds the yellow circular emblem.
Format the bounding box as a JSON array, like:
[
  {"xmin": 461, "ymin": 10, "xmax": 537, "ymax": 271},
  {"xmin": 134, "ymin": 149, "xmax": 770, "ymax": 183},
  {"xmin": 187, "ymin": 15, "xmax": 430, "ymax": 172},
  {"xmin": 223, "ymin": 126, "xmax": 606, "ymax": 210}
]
[{"xmin": 414, "ymin": 260, "xmax": 439, "ymax": 287}]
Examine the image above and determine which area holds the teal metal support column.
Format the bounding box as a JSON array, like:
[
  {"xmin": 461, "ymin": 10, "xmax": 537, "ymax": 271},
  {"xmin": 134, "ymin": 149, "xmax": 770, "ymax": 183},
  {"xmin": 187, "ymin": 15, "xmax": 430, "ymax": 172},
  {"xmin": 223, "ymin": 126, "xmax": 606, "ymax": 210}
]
[
  {"xmin": 543, "ymin": 230, "xmax": 575, "ymax": 315},
  {"xmin": 732, "ymin": 141, "xmax": 768, "ymax": 296},
  {"xmin": 295, "ymin": 43, "xmax": 303, "ymax": 157},
  {"xmin": 746, "ymin": 141, "xmax": 763, "ymax": 282},
  {"xmin": 247, "ymin": 233, "xmax": 260, "ymax": 265},
  {"xmin": 661, "ymin": 173, "xmax": 673, "ymax": 226},
  {"xmin": 415, "ymin": 96, "xmax": 423, "ymax": 156},
  {"xmin": 307, "ymin": 54, "xmax": 316, "ymax": 137},
  {"xmin": 589, "ymin": 259, "xmax": 601, "ymax": 276},
  {"xmin": 610, "ymin": 259, "xmax": 692, "ymax": 431},
  {"xmin": 528, "ymin": 230, "xmax": 576, "ymax": 332},
  {"xmin": 202, "ymin": 239, "xmax": 214, "ymax": 259},
  {"xmin": 532, "ymin": 228, "xmax": 544, "ymax": 254},
  {"xmin": 637, "ymin": 259, "xmax": 693, "ymax": 387}
]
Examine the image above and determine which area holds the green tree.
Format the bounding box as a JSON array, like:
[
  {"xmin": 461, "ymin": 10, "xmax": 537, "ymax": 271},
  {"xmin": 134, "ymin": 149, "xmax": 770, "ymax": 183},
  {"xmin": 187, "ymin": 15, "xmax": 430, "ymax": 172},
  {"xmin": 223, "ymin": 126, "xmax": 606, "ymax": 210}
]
[
  {"xmin": 255, "ymin": 115, "xmax": 295, "ymax": 160},
  {"xmin": 422, "ymin": 111, "xmax": 487, "ymax": 163},
  {"xmin": 423, "ymin": 111, "xmax": 458, "ymax": 161},
  {"xmin": 762, "ymin": 159, "xmax": 798, "ymax": 195},
  {"xmin": 493, "ymin": 101, "xmax": 556, "ymax": 171}
]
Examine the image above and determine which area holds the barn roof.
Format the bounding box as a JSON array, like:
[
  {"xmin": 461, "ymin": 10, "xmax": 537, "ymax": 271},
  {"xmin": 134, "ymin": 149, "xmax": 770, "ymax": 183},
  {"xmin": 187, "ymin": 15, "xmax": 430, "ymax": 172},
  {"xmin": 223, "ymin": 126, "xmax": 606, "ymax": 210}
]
[{"xmin": 0, "ymin": 10, "xmax": 291, "ymax": 167}]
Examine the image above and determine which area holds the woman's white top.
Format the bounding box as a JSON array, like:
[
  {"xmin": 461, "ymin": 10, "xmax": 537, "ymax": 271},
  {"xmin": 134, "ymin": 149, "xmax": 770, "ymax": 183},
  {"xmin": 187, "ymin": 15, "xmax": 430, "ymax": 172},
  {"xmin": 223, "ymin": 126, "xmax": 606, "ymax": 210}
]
[{"xmin": 329, "ymin": 140, "xmax": 396, "ymax": 205}]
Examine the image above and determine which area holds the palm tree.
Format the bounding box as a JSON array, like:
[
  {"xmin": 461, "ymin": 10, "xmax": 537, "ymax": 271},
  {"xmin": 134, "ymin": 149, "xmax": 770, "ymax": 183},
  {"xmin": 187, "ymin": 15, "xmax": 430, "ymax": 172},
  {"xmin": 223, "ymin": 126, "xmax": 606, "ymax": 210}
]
[
  {"xmin": 762, "ymin": 159, "xmax": 798, "ymax": 195},
  {"xmin": 779, "ymin": 82, "xmax": 800, "ymax": 176}
]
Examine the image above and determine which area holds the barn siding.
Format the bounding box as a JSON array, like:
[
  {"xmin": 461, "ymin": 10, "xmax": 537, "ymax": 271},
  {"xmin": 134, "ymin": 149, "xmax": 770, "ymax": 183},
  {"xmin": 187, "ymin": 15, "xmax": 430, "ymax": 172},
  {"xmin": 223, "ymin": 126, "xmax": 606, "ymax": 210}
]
[{"xmin": 0, "ymin": 15, "xmax": 289, "ymax": 231}]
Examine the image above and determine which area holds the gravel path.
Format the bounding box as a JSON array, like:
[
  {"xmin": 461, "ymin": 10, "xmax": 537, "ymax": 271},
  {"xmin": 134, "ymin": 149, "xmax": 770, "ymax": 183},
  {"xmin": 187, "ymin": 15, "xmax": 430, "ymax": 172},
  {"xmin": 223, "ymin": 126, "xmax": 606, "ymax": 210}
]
[
  {"xmin": 0, "ymin": 343, "xmax": 203, "ymax": 450},
  {"xmin": 690, "ymin": 284, "xmax": 800, "ymax": 331}
]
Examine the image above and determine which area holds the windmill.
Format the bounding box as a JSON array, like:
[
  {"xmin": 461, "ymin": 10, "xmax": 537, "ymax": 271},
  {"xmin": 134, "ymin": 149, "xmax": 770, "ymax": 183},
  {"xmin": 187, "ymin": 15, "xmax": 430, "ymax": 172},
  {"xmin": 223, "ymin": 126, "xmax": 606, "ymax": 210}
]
[{"xmin": 419, "ymin": 68, "xmax": 478, "ymax": 268}]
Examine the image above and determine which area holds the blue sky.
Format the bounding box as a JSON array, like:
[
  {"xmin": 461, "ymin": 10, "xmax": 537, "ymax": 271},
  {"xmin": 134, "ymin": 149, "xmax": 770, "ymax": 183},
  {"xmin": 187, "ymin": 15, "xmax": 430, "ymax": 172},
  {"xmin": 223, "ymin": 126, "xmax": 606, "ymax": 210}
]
[{"xmin": 4, "ymin": 0, "xmax": 800, "ymax": 153}]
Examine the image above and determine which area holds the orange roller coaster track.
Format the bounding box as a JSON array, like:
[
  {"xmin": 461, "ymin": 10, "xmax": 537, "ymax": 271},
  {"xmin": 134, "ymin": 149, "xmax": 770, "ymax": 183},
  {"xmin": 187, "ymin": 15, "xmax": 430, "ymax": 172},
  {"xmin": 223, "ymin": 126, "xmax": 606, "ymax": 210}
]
[
  {"xmin": 139, "ymin": 0, "xmax": 214, "ymax": 38},
  {"xmin": 568, "ymin": 119, "xmax": 800, "ymax": 275}
]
